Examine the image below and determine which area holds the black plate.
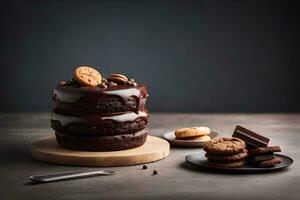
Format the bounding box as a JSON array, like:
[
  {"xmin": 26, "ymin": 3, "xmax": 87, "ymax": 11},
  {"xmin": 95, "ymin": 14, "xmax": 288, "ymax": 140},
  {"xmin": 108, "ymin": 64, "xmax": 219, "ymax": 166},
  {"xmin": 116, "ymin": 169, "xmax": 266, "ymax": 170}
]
[{"xmin": 185, "ymin": 151, "xmax": 293, "ymax": 173}]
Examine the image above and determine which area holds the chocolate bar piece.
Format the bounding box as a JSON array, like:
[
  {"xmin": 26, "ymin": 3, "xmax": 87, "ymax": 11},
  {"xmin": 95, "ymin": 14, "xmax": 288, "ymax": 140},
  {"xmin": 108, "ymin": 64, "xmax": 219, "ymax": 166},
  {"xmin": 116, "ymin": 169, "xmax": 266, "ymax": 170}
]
[
  {"xmin": 252, "ymin": 153, "xmax": 275, "ymax": 162},
  {"xmin": 232, "ymin": 125, "xmax": 270, "ymax": 148}
]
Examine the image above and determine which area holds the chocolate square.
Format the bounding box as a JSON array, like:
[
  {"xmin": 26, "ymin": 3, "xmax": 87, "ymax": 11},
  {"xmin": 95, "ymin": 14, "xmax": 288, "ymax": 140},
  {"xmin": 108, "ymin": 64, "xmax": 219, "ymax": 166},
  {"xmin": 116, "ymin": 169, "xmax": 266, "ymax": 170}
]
[{"xmin": 232, "ymin": 125, "xmax": 270, "ymax": 148}]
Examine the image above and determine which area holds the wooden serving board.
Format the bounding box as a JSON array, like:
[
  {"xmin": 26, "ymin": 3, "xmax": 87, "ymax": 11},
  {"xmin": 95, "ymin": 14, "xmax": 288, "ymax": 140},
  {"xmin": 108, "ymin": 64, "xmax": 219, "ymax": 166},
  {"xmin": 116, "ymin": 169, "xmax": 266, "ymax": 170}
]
[{"xmin": 30, "ymin": 135, "xmax": 170, "ymax": 167}]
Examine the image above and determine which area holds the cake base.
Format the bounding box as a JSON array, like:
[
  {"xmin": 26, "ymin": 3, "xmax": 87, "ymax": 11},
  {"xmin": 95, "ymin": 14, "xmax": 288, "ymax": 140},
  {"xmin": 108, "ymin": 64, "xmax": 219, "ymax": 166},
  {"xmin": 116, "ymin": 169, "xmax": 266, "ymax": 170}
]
[
  {"xmin": 55, "ymin": 129, "xmax": 148, "ymax": 151},
  {"xmin": 30, "ymin": 135, "xmax": 170, "ymax": 167}
]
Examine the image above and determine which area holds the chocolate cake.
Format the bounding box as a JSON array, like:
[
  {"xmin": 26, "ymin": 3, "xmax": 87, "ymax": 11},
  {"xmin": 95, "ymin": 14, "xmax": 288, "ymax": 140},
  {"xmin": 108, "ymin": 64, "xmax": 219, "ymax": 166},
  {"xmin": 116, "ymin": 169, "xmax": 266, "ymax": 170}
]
[
  {"xmin": 51, "ymin": 66, "xmax": 149, "ymax": 151},
  {"xmin": 55, "ymin": 129, "xmax": 148, "ymax": 151}
]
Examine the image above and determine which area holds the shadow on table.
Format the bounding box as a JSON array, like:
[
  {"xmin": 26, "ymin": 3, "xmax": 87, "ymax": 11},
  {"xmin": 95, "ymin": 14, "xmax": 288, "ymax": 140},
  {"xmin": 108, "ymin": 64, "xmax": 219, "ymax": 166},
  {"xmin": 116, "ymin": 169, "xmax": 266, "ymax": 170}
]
[
  {"xmin": 1, "ymin": 141, "xmax": 80, "ymax": 167},
  {"xmin": 0, "ymin": 143, "xmax": 32, "ymax": 165}
]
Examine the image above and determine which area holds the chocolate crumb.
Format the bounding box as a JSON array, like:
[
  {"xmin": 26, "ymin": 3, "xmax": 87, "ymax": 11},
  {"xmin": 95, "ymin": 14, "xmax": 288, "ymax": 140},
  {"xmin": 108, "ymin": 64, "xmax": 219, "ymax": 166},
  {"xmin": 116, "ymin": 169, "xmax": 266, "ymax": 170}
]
[
  {"xmin": 64, "ymin": 78, "xmax": 80, "ymax": 87},
  {"xmin": 99, "ymin": 82, "xmax": 107, "ymax": 88},
  {"xmin": 142, "ymin": 165, "xmax": 148, "ymax": 170},
  {"xmin": 152, "ymin": 170, "xmax": 158, "ymax": 175},
  {"xmin": 127, "ymin": 80, "xmax": 137, "ymax": 86}
]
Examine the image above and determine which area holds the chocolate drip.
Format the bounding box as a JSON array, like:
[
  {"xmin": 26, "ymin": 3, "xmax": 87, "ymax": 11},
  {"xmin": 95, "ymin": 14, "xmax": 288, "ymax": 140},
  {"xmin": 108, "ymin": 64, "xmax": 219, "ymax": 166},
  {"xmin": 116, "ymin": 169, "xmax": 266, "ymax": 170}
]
[
  {"xmin": 53, "ymin": 84, "xmax": 148, "ymax": 112},
  {"xmin": 52, "ymin": 109, "xmax": 149, "ymax": 127}
]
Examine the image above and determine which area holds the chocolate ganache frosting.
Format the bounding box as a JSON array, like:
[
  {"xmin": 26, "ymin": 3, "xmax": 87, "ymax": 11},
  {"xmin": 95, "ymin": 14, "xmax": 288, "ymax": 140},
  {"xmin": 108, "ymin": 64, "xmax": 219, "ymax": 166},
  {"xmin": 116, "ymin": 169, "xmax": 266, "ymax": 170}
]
[
  {"xmin": 51, "ymin": 108, "xmax": 149, "ymax": 136},
  {"xmin": 53, "ymin": 84, "xmax": 148, "ymax": 113},
  {"xmin": 51, "ymin": 84, "xmax": 149, "ymax": 136}
]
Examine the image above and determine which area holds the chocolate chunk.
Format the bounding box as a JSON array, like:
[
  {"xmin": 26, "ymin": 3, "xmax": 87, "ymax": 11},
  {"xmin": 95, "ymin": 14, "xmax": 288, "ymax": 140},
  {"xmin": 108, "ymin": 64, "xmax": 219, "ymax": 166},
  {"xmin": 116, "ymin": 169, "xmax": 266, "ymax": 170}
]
[
  {"xmin": 142, "ymin": 165, "xmax": 148, "ymax": 170},
  {"xmin": 152, "ymin": 170, "xmax": 158, "ymax": 175},
  {"xmin": 251, "ymin": 153, "xmax": 275, "ymax": 162},
  {"xmin": 232, "ymin": 125, "xmax": 270, "ymax": 148}
]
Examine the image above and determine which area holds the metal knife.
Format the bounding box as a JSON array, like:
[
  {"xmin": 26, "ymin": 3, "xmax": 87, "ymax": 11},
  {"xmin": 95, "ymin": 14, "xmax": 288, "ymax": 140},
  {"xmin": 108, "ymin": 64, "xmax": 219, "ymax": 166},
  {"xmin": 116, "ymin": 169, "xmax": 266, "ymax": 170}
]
[{"xmin": 29, "ymin": 169, "xmax": 117, "ymax": 183}]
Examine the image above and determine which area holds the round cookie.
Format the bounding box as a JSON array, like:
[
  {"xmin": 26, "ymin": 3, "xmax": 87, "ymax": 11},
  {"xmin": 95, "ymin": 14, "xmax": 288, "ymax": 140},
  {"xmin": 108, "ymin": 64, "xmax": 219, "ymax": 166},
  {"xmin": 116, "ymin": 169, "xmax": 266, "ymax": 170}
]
[
  {"xmin": 203, "ymin": 137, "xmax": 246, "ymax": 155},
  {"xmin": 175, "ymin": 127, "xmax": 210, "ymax": 139},
  {"xmin": 55, "ymin": 128, "xmax": 148, "ymax": 151},
  {"xmin": 253, "ymin": 157, "xmax": 282, "ymax": 168},
  {"xmin": 74, "ymin": 66, "xmax": 102, "ymax": 87},
  {"xmin": 206, "ymin": 160, "xmax": 245, "ymax": 168},
  {"xmin": 248, "ymin": 146, "xmax": 281, "ymax": 156},
  {"xmin": 180, "ymin": 135, "xmax": 211, "ymax": 141},
  {"xmin": 205, "ymin": 149, "xmax": 248, "ymax": 162}
]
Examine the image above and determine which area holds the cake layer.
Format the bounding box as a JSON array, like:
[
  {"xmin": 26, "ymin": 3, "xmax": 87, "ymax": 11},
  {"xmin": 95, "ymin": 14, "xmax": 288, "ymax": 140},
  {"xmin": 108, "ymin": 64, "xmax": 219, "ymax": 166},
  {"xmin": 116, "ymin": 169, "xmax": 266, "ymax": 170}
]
[
  {"xmin": 55, "ymin": 128, "xmax": 148, "ymax": 151},
  {"xmin": 51, "ymin": 109, "xmax": 149, "ymax": 136},
  {"xmin": 53, "ymin": 84, "xmax": 148, "ymax": 113}
]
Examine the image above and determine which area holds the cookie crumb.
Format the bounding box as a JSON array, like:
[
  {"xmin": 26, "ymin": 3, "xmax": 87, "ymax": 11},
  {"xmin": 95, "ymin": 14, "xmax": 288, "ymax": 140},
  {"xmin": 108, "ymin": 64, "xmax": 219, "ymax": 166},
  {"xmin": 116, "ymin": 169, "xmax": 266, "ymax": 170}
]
[
  {"xmin": 152, "ymin": 169, "xmax": 158, "ymax": 175},
  {"xmin": 108, "ymin": 81, "xmax": 117, "ymax": 87},
  {"xmin": 142, "ymin": 165, "xmax": 148, "ymax": 170},
  {"xmin": 99, "ymin": 82, "xmax": 108, "ymax": 88},
  {"xmin": 102, "ymin": 78, "xmax": 108, "ymax": 84}
]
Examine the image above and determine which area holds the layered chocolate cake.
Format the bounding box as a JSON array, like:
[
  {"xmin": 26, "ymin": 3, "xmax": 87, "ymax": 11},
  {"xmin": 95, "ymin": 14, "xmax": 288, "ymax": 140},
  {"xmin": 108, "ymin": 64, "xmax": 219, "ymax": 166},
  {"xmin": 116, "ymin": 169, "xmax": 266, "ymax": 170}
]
[{"xmin": 51, "ymin": 66, "xmax": 149, "ymax": 151}]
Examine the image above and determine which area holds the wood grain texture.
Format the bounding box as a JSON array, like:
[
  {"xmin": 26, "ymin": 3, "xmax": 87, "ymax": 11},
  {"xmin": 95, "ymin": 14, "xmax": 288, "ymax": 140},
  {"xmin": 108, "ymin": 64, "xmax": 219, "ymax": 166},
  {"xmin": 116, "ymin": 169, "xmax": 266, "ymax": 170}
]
[
  {"xmin": 30, "ymin": 136, "xmax": 169, "ymax": 167},
  {"xmin": 1, "ymin": 113, "xmax": 300, "ymax": 200}
]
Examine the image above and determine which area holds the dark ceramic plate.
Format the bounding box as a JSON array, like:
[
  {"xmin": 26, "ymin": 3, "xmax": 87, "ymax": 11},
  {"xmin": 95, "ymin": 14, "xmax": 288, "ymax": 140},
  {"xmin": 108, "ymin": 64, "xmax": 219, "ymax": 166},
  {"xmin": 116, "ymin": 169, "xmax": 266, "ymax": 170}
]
[{"xmin": 185, "ymin": 151, "xmax": 293, "ymax": 173}]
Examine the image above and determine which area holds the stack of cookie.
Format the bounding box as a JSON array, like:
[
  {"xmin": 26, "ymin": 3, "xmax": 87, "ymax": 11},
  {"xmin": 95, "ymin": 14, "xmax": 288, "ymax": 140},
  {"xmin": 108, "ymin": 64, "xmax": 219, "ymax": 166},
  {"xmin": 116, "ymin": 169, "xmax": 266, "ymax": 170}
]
[
  {"xmin": 175, "ymin": 127, "xmax": 211, "ymax": 141},
  {"xmin": 233, "ymin": 125, "xmax": 282, "ymax": 167},
  {"xmin": 248, "ymin": 146, "xmax": 282, "ymax": 167},
  {"xmin": 203, "ymin": 137, "xmax": 248, "ymax": 168},
  {"xmin": 51, "ymin": 66, "xmax": 149, "ymax": 151}
]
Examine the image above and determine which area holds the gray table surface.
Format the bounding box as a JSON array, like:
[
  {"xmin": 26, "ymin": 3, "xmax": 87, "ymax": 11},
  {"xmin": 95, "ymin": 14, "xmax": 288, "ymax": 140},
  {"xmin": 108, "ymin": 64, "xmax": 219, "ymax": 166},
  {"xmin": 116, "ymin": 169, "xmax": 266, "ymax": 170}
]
[{"xmin": 0, "ymin": 113, "xmax": 299, "ymax": 200}]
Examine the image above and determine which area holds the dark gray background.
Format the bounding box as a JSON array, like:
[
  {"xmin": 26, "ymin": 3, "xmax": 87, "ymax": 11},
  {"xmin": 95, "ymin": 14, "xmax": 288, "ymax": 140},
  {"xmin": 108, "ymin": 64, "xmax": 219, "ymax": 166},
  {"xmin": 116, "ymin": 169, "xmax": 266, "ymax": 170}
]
[{"xmin": 1, "ymin": 0, "xmax": 299, "ymax": 113}]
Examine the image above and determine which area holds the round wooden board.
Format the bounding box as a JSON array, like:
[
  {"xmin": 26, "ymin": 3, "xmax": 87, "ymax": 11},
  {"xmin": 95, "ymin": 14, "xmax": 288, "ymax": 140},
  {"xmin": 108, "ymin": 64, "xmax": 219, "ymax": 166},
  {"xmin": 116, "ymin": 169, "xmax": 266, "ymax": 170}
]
[{"xmin": 30, "ymin": 135, "xmax": 170, "ymax": 167}]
